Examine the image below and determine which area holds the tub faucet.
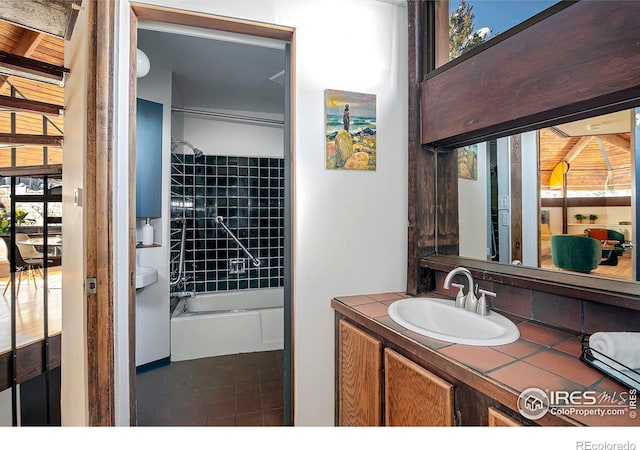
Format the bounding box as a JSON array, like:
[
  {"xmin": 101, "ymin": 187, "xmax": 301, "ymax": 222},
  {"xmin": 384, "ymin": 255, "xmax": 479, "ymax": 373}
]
[
  {"xmin": 170, "ymin": 291, "xmax": 195, "ymax": 299},
  {"xmin": 443, "ymin": 267, "xmax": 478, "ymax": 313}
]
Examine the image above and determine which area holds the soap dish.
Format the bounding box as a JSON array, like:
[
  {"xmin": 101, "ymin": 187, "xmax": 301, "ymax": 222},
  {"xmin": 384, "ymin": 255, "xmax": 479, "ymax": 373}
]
[{"xmin": 580, "ymin": 335, "xmax": 640, "ymax": 391}]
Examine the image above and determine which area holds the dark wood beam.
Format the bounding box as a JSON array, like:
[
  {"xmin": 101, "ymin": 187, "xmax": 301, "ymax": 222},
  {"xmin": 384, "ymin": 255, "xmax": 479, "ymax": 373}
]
[
  {"xmin": 420, "ymin": 1, "xmax": 640, "ymax": 148},
  {"xmin": 0, "ymin": 95, "xmax": 63, "ymax": 115},
  {"xmin": 0, "ymin": 334, "xmax": 61, "ymax": 391},
  {"xmin": 0, "ymin": 50, "xmax": 68, "ymax": 86},
  {"xmin": 407, "ymin": 0, "xmax": 435, "ymax": 296},
  {"xmin": 541, "ymin": 196, "xmax": 631, "ymax": 208},
  {"xmin": 0, "ymin": 164, "xmax": 62, "ymax": 177},
  {"xmin": 0, "ymin": 133, "xmax": 63, "ymax": 147}
]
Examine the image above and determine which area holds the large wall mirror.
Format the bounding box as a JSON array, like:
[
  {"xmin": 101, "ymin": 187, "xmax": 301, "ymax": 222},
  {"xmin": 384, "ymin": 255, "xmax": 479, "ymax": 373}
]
[
  {"xmin": 456, "ymin": 106, "xmax": 639, "ymax": 283},
  {"xmin": 411, "ymin": 0, "xmax": 640, "ymax": 300}
]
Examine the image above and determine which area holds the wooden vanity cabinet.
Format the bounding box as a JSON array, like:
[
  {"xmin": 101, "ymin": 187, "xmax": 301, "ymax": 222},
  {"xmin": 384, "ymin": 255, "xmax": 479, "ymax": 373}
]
[
  {"xmin": 337, "ymin": 319, "xmax": 454, "ymax": 426},
  {"xmin": 336, "ymin": 316, "xmax": 533, "ymax": 427}
]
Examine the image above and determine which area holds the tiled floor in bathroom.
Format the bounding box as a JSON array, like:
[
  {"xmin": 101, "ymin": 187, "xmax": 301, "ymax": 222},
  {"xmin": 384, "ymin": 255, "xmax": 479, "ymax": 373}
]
[{"xmin": 136, "ymin": 350, "xmax": 284, "ymax": 426}]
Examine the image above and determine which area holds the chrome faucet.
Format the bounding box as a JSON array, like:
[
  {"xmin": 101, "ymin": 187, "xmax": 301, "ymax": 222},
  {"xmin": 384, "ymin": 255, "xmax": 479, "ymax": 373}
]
[{"xmin": 443, "ymin": 267, "xmax": 478, "ymax": 313}]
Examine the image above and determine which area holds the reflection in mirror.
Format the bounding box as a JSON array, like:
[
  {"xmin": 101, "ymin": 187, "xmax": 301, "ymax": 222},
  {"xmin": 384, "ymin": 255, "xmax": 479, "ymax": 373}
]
[
  {"xmin": 457, "ymin": 109, "xmax": 637, "ymax": 283},
  {"xmin": 445, "ymin": 0, "xmax": 560, "ymax": 67}
]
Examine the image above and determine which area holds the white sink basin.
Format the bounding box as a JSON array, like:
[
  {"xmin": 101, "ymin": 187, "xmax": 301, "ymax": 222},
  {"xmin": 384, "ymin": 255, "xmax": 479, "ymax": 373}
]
[
  {"xmin": 388, "ymin": 298, "xmax": 520, "ymax": 346},
  {"xmin": 136, "ymin": 265, "xmax": 158, "ymax": 289}
]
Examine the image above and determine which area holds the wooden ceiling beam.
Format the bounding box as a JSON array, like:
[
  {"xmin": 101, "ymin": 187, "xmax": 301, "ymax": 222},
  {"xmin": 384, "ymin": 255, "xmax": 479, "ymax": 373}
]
[
  {"xmin": 0, "ymin": 95, "xmax": 63, "ymax": 116},
  {"xmin": 0, "ymin": 28, "xmax": 45, "ymax": 93},
  {"xmin": 598, "ymin": 134, "xmax": 630, "ymax": 152},
  {"xmin": 0, "ymin": 133, "xmax": 62, "ymax": 147},
  {"xmin": 12, "ymin": 29, "xmax": 44, "ymax": 56},
  {"xmin": 0, "ymin": 164, "xmax": 62, "ymax": 177},
  {"xmin": 563, "ymin": 136, "xmax": 591, "ymax": 164},
  {"xmin": 0, "ymin": 50, "xmax": 68, "ymax": 86}
]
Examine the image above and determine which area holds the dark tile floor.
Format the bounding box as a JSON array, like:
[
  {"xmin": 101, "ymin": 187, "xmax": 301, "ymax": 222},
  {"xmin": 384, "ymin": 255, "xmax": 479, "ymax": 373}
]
[{"xmin": 136, "ymin": 350, "xmax": 284, "ymax": 426}]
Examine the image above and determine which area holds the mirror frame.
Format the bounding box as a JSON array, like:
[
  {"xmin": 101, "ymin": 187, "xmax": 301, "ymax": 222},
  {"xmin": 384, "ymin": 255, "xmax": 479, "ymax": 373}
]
[{"xmin": 407, "ymin": 1, "xmax": 640, "ymax": 306}]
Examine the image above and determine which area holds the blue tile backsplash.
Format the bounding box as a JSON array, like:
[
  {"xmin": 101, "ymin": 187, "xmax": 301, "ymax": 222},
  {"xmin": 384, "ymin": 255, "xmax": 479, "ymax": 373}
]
[{"xmin": 171, "ymin": 153, "xmax": 285, "ymax": 293}]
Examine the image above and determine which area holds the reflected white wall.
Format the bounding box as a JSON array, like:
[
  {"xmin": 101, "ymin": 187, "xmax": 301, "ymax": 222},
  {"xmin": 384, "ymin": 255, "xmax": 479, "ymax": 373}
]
[
  {"xmin": 522, "ymin": 131, "xmax": 539, "ymax": 267},
  {"xmin": 458, "ymin": 142, "xmax": 488, "ymax": 260}
]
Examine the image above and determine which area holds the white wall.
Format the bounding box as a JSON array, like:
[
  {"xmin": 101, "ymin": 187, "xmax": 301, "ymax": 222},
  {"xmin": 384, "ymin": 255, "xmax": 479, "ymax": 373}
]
[
  {"xmin": 0, "ymin": 387, "xmax": 14, "ymax": 425},
  {"xmin": 182, "ymin": 110, "xmax": 284, "ymax": 158},
  {"xmin": 113, "ymin": 0, "xmax": 132, "ymax": 425},
  {"xmin": 544, "ymin": 207, "xmax": 564, "ymax": 235},
  {"xmin": 135, "ymin": 66, "xmax": 173, "ymax": 366},
  {"xmin": 116, "ymin": 0, "xmax": 408, "ymax": 425},
  {"xmin": 521, "ymin": 131, "xmax": 539, "ymax": 267},
  {"xmin": 61, "ymin": 3, "xmax": 89, "ymax": 426},
  {"xmin": 567, "ymin": 206, "xmax": 633, "ymax": 240},
  {"xmin": 458, "ymin": 142, "xmax": 488, "ymax": 260}
]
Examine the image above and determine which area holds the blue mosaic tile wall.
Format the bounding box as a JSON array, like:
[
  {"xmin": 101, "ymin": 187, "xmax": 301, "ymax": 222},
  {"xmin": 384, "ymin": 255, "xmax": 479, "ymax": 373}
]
[{"xmin": 170, "ymin": 153, "xmax": 285, "ymax": 292}]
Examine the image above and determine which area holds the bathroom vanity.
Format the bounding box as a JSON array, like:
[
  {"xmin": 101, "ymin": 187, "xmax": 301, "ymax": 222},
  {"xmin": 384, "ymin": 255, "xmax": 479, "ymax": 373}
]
[{"xmin": 332, "ymin": 292, "xmax": 637, "ymax": 427}]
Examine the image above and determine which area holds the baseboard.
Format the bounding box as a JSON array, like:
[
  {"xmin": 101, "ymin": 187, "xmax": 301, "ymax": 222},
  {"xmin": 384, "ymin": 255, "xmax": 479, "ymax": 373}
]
[{"xmin": 136, "ymin": 356, "xmax": 170, "ymax": 374}]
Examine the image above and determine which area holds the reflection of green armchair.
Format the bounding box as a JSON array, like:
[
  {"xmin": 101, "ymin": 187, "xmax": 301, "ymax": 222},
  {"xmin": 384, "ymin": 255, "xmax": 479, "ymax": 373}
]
[
  {"xmin": 551, "ymin": 235, "xmax": 602, "ymax": 273},
  {"xmin": 584, "ymin": 228, "xmax": 625, "ymax": 257}
]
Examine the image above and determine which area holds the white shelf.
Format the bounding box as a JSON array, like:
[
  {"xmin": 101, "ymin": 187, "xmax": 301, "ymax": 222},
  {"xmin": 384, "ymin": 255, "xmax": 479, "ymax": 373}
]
[{"xmin": 567, "ymin": 223, "xmax": 631, "ymax": 227}]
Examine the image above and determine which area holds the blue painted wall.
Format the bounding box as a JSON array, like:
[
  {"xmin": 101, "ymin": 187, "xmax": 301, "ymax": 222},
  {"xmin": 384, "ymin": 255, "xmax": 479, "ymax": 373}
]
[{"xmin": 136, "ymin": 98, "xmax": 163, "ymax": 218}]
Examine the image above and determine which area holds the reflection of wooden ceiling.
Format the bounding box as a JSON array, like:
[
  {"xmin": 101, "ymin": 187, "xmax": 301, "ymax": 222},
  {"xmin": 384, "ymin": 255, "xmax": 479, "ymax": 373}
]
[
  {"xmin": 539, "ymin": 128, "xmax": 631, "ymax": 191},
  {"xmin": 0, "ymin": 18, "xmax": 65, "ymax": 168}
]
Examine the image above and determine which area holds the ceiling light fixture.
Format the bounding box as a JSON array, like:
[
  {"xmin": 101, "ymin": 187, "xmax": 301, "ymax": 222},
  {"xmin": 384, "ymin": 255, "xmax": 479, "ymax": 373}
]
[
  {"xmin": 587, "ymin": 123, "xmax": 603, "ymax": 131},
  {"xmin": 137, "ymin": 49, "xmax": 150, "ymax": 78}
]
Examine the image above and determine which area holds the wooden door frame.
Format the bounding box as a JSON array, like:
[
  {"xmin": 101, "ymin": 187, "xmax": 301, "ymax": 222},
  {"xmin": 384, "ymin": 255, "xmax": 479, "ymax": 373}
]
[
  {"xmin": 87, "ymin": 0, "xmax": 116, "ymax": 426},
  {"xmin": 128, "ymin": 3, "xmax": 296, "ymax": 425}
]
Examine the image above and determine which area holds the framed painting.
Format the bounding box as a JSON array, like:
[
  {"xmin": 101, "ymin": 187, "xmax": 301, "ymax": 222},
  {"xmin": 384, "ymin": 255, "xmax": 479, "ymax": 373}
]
[
  {"xmin": 325, "ymin": 89, "xmax": 376, "ymax": 171},
  {"xmin": 458, "ymin": 145, "xmax": 478, "ymax": 180}
]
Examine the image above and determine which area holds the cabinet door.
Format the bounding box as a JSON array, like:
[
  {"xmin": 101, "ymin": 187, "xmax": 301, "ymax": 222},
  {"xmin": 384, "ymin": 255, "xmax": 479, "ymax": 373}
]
[
  {"xmin": 338, "ymin": 319, "xmax": 382, "ymax": 426},
  {"xmin": 488, "ymin": 406, "xmax": 524, "ymax": 427},
  {"xmin": 385, "ymin": 348, "xmax": 454, "ymax": 426}
]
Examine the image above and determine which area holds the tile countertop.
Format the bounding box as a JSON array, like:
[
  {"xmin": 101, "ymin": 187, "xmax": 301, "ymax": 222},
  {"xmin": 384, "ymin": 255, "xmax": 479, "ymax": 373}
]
[{"xmin": 331, "ymin": 292, "xmax": 638, "ymax": 427}]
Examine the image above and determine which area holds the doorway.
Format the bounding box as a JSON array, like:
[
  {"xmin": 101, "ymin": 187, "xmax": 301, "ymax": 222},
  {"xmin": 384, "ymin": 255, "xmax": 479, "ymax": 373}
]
[{"xmin": 129, "ymin": 5, "xmax": 295, "ymax": 426}]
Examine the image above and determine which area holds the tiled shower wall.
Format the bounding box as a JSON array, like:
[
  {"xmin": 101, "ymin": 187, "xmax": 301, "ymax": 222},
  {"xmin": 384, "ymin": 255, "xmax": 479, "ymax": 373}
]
[{"xmin": 170, "ymin": 153, "xmax": 285, "ymax": 293}]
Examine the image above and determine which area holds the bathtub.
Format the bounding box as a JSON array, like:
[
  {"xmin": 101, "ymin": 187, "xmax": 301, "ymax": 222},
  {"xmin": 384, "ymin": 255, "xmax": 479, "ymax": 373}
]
[{"xmin": 170, "ymin": 287, "xmax": 284, "ymax": 361}]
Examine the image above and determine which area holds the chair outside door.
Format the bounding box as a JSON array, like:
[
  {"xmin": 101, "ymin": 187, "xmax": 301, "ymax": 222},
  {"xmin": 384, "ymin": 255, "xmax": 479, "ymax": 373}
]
[
  {"xmin": 2, "ymin": 235, "xmax": 32, "ymax": 296},
  {"xmin": 15, "ymin": 233, "xmax": 45, "ymax": 285}
]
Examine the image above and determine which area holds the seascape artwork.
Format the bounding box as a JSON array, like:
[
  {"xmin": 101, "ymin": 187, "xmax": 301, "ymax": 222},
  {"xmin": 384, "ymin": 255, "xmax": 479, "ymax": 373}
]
[
  {"xmin": 325, "ymin": 89, "xmax": 376, "ymax": 170},
  {"xmin": 458, "ymin": 145, "xmax": 478, "ymax": 180}
]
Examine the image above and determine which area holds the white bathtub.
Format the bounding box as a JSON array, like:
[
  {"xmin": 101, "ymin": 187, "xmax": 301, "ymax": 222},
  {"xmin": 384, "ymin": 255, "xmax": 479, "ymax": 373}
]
[{"xmin": 170, "ymin": 287, "xmax": 284, "ymax": 361}]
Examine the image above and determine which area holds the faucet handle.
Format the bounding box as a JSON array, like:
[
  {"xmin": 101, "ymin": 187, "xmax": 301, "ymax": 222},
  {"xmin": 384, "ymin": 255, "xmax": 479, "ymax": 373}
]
[
  {"xmin": 451, "ymin": 283, "xmax": 465, "ymax": 308},
  {"xmin": 477, "ymin": 289, "xmax": 496, "ymax": 316},
  {"xmin": 478, "ymin": 288, "xmax": 496, "ymax": 297}
]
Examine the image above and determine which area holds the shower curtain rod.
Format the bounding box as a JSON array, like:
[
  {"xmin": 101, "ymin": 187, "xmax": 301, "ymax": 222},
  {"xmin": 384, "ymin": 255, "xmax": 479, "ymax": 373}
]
[{"xmin": 171, "ymin": 106, "xmax": 284, "ymax": 126}]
